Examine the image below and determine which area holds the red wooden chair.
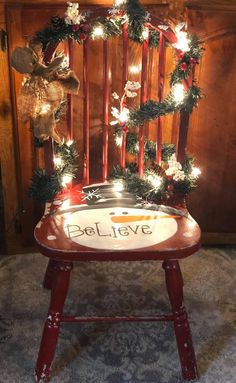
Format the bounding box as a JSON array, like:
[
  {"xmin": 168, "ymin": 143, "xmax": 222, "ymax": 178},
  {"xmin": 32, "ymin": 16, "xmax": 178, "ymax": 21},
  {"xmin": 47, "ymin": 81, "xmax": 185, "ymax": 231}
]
[{"xmin": 33, "ymin": 4, "xmax": 201, "ymax": 382}]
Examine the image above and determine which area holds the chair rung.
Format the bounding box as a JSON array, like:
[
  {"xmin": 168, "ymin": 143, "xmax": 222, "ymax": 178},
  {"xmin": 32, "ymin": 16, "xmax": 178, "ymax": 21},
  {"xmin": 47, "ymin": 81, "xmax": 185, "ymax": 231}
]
[{"xmin": 60, "ymin": 314, "xmax": 173, "ymax": 323}]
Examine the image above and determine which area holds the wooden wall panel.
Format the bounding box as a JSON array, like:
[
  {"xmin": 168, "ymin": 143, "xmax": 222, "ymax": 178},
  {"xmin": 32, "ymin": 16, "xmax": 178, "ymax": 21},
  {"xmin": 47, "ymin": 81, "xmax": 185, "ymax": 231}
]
[
  {"xmin": 186, "ymin": 2, "xmax": 236, "ymax": 237},
  {"xmin": 0, "ymin": 2, "xmax": 19, "ymax": 252}
]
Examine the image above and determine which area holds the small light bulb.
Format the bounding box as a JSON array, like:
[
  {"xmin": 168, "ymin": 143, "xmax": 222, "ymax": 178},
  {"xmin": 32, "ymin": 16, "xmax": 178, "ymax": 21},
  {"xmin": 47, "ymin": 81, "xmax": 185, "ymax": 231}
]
[
  {"xmin": 175, "ymin": 31, "xmax": 190, "ymax": 53},
  {"xmin": 115, "ymin": 135, "xmax": 123, "ymax": 147},
  {"xmin": 114, "ymin": 0, "xmax": 126, "ymax": 6},
  {"xmin": 146, "ymin": 174, "xmax": 162, "ymax": 189},
  {"xmin": 191, "ymin": 167, "xmax": 201, "ymax": 178},
  {"xmin": 66, "ymin": 139, "xmax": 74, "ymax": 146},
  {"xmin": 142, "ymin": 28, "xmax": 149, "ymax": 40},
  {"xmin": 53, "ymin": 157, "xmax": 63, "ymax": 166},
  {"xmin": 113, "ymin": 180, "xmax": 124, "ymax": 192},
  {"xmin": 92, "ymin": 26, "xmax": 104, "ymax": 38},
  {"xmin": 119, "ymin": 108, "xmax": 129, "ymax": 123},
  {"xmin": 40, "ymin": 103, "xmax": 51, "ymax": 115},
  {"xmin": 62, "ymin": 174, "xmax": 73, "ymax": 187},
  {"xmin": 172, "ymin": 83, "xmax": 186, "ymax": 104},
  {"xmin": 129, "ymin": 65, "xmax": 141, "ymax": 74}
]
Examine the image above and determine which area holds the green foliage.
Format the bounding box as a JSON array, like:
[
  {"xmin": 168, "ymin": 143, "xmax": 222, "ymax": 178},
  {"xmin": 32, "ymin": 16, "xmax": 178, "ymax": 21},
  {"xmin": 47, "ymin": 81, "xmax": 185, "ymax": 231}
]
[
  {"xmin": 54, "ymin": 141, "xmax": 78, "ymax": 176},
  {"xmin": 29, "ymin": 141, "xmax": 78, "ymax": 203},
  {"xmin": 124, "ymin": 0, "xmax": 148, "ymax": 43},
  {"xmin": 31, "ymin": 0, "xmax": 203, "ymax": 203},
  {"xmin": 29, "ymin": 169, "xmax": 62, "ymax": 203},
  {"xmin": 110, "ymin": 142, "xmax": 197, "ymax": 202}
]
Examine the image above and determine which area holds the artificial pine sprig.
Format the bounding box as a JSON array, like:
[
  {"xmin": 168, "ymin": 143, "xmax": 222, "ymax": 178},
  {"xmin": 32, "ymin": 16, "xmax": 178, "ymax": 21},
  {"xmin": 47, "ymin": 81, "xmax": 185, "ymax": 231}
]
[
  {"xmin": 127, "ymin": 84, "xmax": 202, "ymax": 128},
  {"xmin": 29, "ymin": 169, "xmax": 63, "ymax": 203},
  {"xmin": 111, "ymin": 147, "xmax": 197, "ymax": 203},
  {"xmin": 29, "ymin": 141, "xmax": 78, "ymax": 202}
]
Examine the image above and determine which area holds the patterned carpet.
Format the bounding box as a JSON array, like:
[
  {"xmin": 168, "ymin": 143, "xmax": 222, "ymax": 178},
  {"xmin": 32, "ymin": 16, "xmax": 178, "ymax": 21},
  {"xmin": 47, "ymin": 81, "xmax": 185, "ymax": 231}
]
[{"xmin": 0, "ymin": 248, "xmax": 235, "ymax": 383}]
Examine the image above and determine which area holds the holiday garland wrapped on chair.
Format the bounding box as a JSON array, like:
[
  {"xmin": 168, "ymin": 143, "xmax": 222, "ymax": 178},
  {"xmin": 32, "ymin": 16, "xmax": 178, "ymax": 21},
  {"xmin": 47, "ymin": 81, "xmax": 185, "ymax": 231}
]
[{"xmin": 11, "ymin": 0, "xmax": 203, "ymax": 204}]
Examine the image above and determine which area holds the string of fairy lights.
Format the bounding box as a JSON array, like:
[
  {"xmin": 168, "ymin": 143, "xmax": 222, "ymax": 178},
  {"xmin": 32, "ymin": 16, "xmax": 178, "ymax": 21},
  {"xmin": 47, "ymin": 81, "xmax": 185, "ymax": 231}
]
[{"xmin": 29, "ymin": 0, "xmax": 203, "ymax": 203}]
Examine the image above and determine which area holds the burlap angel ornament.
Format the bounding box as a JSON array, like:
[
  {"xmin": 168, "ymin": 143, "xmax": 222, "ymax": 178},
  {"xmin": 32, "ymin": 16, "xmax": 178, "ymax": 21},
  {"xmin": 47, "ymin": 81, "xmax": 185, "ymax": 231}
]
[{"xmin": 10, "ymin": 38, "xmax": 79, "ymax": 143}]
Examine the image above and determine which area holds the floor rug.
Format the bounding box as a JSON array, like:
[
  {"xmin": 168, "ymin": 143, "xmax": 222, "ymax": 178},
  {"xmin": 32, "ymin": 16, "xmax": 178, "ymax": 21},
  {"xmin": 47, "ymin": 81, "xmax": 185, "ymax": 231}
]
[{"xmin": 0, "ymin": 248, "xmax": 235, "ymax": 382}]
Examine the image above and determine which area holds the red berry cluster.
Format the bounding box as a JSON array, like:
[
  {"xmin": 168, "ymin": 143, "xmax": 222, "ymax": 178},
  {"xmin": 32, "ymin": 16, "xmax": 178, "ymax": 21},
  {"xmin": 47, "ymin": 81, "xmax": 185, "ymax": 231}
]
[
  {"xmin": 72, "ymin": 23, "xmax": 90, "ymax": 41},
  {"xmin": 177, "ymin": 51, "xmax": 197, "ymax": 72}
]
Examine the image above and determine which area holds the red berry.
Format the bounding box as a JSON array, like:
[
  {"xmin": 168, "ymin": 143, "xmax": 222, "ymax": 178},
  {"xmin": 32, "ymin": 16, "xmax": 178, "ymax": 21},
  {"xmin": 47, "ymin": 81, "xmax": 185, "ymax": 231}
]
[
  {"xmin": 178, "ymin": 52, "xmax": 184, "ymax": 61},
  {"xmin": 180, "ymin": 62, "xmax": 188, "ymax": 71},
  {"xmin": 72, "ymin": 24, "xmax": 80, "ymax": 32},
  {"xmin": 80, "ymin": 33, "xmax": 87, "ymax": 41},
  {"xmin": 81, "ymin": 23, "xmax": 90, "ymax": 32},
  {"xmin": 122, "ymin": 125, "xmax": 129, "ymax": 133},
  {"xmin": 167, "ymin": 184, "xmax": 174, "ymax": 192},
  {"xmin": 190, "ymin": 58, "xmax": 197, "ymax": 66}
]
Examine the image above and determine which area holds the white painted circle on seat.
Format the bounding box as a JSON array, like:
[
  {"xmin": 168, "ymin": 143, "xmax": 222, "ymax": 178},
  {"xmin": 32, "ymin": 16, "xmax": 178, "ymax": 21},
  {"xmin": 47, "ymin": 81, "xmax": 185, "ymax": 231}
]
[{"xmin": 63, "ymin": 207, "xmax": 178, "ymax": 250}]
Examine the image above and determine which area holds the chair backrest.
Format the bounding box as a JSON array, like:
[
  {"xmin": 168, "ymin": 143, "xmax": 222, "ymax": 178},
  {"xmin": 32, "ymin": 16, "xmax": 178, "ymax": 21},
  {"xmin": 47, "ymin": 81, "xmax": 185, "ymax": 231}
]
[{"xmin": 41, "ymin": 4, "xmax": 194, "ymax": 186}]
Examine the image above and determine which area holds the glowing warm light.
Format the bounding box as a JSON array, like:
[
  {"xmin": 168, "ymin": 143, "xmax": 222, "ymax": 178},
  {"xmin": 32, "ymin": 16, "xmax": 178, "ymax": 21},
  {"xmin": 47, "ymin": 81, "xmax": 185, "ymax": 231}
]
[
  {"xmin": 191, "ymin": 167, "xmax": 201, "ymax": 178},
  {"xmin": 114, "ymin": 0, "xmax": 126, "ymax": 6},
  {"xmin": 61, "ymin": 56, "xmax": 69, "ymax": 68},
  {"xmin": 146, "ymin": 174, "xmax": 162, "ymax": 189},
  {"xmin": 142, "ymin": 28, "xmax": 149, "ymax": 40},
  {"xmin": 62, "ymin": 174, "xmax": 73, "ymax": 187},
  {"xmin": 115, "ymin": 135, "xmax": 123, "ymax": 147},
  {"xmin": 129, "ymin": 65, "xmax": 141, "ymax": 74},
  {"xmin": 175, "ymin": 31, "xmax": 190, "ymax": 53},
  {"xmin": 66, "ymin": 139, "xmax": 74, "ymax": 146},
  {"xmin": 53, "ymin": 157, "xmax": 63, "ymax": 166},
  {"xmin": 92, "ymin": 26, "xmax": 104, "ymax": 38},
  {"xmin": 119, "ymin": 108, "xmax": 130, "ymax": 123},
  {"xmin": 40, "ymin": 103, "xmax": 51, "ymax": 115},
  {"xmin": 60, "ymin": 199, "xmax": 71, "ymax": 210},
  {"xmin": 113, "ymin": 180, "xmax": 124, "ymax": 192},
  {"xmin": 172, "ymin": 83, "xmax": 185, "ymax": 104}
]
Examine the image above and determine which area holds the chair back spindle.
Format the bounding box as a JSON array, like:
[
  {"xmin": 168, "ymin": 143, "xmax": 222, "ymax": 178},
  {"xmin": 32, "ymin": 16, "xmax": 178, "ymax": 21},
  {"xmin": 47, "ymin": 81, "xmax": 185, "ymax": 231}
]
[
  {"xmin": 83, "ymin": 39, "xmax": 90, "ymax": 184},
  {"xmin": 67, "ymin": 38, "xmax": 74, "ymax": 140},
  {"xmin": 121, "ymin": 22, "xmax": 129, "ymax": 171},
  {"xmin": 138, "ymin": 26, "xmax": 149, "ymax": 177},
  {"xmin": 156, "ymin": 31, "xmax": 165, "ymax": 165},
  {"xmin": 102, "ymin": 39, "xmax": 109, "ymax": 182}
]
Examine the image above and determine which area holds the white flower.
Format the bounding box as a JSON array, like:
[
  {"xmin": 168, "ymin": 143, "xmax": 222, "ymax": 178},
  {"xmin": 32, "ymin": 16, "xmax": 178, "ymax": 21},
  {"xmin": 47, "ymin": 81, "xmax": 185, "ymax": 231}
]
[
  {"xmin": 112, "ymin": 92, "xmax": 119, "ymax": 100},
  {"xmin": 110, "ymin": 106, "xmax": 129, "ymax": 125},
  {"xmin": 173, "ymin": 24, "xmax": 190, "ymax": 53},
  {"xmin": 165, "ymin": 154, "xmax": 186, "ymax": 181},
  {"xmin": 65, "ymin": 2, "xmax": 86, "ymax": 25},
  {"xmin": 111, "ymin": 106, "xmax": 120, "ymax": 119},
  {"xmin": 125, "ymin": 90, "xmax": 138, "ymax": 98},
  {"xmin": 124, "ymin": 81, "xmax": 141, "ymax": 98},
  {"xmin": 173, "ymin": 170, "xmax": 186, "ymax": 181},
  {"xmin": 125, "ymin": 81, "xmax": 141, "ymax": 92}
]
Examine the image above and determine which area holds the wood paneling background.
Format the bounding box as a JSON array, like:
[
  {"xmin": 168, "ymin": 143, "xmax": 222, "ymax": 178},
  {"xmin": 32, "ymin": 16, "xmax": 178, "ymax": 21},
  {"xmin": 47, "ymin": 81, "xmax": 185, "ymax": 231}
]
[
  {"xmin": 0, "ymin": 0, "xmax": 236, "ymax": 252},
  {"xmin": 185, "ymin": 1, "xmax": 236, "ymax": 241}
]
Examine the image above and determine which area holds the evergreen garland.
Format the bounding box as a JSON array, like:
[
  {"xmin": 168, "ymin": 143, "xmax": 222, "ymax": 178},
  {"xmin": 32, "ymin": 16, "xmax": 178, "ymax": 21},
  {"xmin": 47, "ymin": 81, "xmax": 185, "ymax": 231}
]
[
  {"xmin": 29, "ymin": 169, "xmax": 62, "ymax": 203},
  {"xmin": 111, "ymin": 143, "xmax": 197, "ymax": 203},
  {"xmin": 35, "ymin": 0, "xmax": 161, "ymax": 50},
  {"xmin": 29, "ymin": 141, "xmax": 78, "ymax": 202},
  {"xmin": 28, "ymin": 0, "xmax": 204, "ymax": 203},
  {"xmin": 127, "ymin": 85, "xmax": 202, "ymax": 128},
  {"xmin": 123, "ymin": 0, "xmax": 148, "ymax": 43}
]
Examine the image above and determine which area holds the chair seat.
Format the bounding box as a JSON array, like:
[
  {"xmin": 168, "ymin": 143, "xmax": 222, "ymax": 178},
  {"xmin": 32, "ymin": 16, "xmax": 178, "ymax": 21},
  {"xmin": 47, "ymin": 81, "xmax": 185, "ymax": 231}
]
[{"xmin": 34, "ymin": 183, "xmax": 201, "ymax": 262}]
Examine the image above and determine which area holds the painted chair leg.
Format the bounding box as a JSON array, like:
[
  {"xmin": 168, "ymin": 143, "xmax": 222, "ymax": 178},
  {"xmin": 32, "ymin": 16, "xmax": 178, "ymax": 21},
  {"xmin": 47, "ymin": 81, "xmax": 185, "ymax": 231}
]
[
  {"xmin": 163, "ymin": 260, "xmax": 198, "ymax": 381},
  {"xmin": 43, "ymin": 260, "xmax": 58, "ymax": 290},
  {"xmin": 35, "ymin": 261, "xmax": 73, "ymax": 383}
]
